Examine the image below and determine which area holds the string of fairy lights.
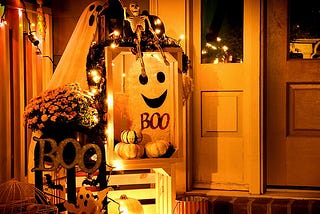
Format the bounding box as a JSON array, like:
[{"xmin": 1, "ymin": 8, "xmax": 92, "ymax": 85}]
[{"xmin": 0, "ymin": 0, "xmax": 56, "ymax": 67}]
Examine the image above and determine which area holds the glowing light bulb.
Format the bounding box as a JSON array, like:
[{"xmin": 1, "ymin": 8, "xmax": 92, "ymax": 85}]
[
  {"xmin": 93, "ymin": 115, "xmax": 99, "ymax": 123},
  {"xmin": 90, "ymin": 88, "xmax": 98, "ymax": 94},
  {"xmin": 90, "ymin": 69, "xmax": 97, "ymax": 76},
  {"xmin": 206, "ymin": 43, "xmax": 217, "ymax": 50},
  {"xmin": 222, "ymin": 45, "xmax": 228, "ymax": 51},
  {"xmin": 0, "ymin": 20, "xmax": 7, "ymax": 27},
  {"xmin": 112, "ymin": 160, "xmax": 123, "ymax": 170},
  {"xmin": 217, "ymin": 37, "xmax": 221, "ymax": 42},
  {"xmin": 179, "ymin": 34, "xmax": 185, "ymax": 40},
  {"xmin": 106, "ymin": 126, "xmax": 113, "ymax": 136},
  {"xmin": 155, "ymin": 28, "xmax": 161, "ymax": 34},
  {"xmin": 113, "ymin": 30, "xmax": 120, "ymax": 37},
  {"xmin": 107, "ymin": 96, "xmax": 113, "ymax": 106},
  {"xmin": 90, "ymin": 69, "xmax": 101, "ymax": 83},
  {"xmin": 18, "ymin": 9, "xmax": 22, "ymax": 17},
  {"xmin": 155, "ymin": 18, "xmax": 162, "ymax": 25},
  {"xmin": 206, "ymin": 43, "xmax": 212, "ymax": 48},
  {"xmin": 93, "ymin": 76, "xmax": 101, "ymax": 83}
]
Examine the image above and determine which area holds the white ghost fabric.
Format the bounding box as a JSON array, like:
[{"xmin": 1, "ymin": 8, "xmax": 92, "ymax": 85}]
[{"xmin": 46, "ymin": 1, "xmax": 104, "ymax": 90}]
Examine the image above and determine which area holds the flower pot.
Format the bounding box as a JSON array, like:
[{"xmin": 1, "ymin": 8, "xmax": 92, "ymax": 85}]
[{"xmin": 174, "ymin": 194, "xmax": 209, "ymax": 214}]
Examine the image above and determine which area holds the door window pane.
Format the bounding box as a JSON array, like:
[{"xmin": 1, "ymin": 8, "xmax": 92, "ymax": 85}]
[
  {"xmin": 289, "ymin": 0, "xmax": 320, "ymax": 59},
  {"xmin": 201, "ymin": 0, "xmax": 243, "ymax": 64}
]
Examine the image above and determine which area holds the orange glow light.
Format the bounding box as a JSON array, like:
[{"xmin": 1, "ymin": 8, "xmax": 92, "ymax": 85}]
[
  {"xmin": 18, "ymin": 9, "xmax": 22, "ymax": 17},
  {"xmin": 0, "ymin": 20, "xmax": 7, "ymax": 28}
]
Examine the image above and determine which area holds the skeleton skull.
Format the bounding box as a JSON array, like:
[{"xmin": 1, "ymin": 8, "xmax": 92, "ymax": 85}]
[
  {"xmin": 129, "ymin": 2, "xmax": 140, "ymax": 16},
  {"xmin": 124, "ymin": 1, "xmax": 170, "ymax": 77}
]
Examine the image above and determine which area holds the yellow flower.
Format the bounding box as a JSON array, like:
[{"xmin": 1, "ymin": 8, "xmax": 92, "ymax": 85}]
[
  {"xmin": 31, "ymin": 116, "xmax": 38, "ymax": 123},
  {"xmin": 24, "ymin": 83, "xmax": 99, "ymax": 131},
  {"xmin": 38, "ymin": 123, "xmax": 44, "ymax": 129},
  {"xmin": 34, "ymin": 104, "xmax": 40, "ymax": 110},
  {"xmin": 48, "ymin": 105, "xmax": 58, "ymax": 114},
  {"xmin": 51, "ymin": 115, "xmax": 57, "ymax": 122},
  {"xmin": 61, "ymin": 98, "xmax": 68, "ymax": 104},
  {"xmin": 69, "ymin": 111, "xmax": 77, "ymax": 117},
  {"xmin": 65, "ymin": 107, "xmax": 72, "ymax": 112},
  {"xmin": 41, "ymin": 114, "xmax": 48, "ymax": 122}
]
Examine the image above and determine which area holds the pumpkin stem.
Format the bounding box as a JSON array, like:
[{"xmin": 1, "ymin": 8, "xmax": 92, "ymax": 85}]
[{"xmin": 120, "ymin": 194, "xmax": 128, "ymax": 199}]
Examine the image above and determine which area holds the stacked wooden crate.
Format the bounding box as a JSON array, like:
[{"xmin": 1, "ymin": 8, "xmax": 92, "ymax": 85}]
[{"xmin": 76, "ymin": 167, "xmax": 173, "ymax": 214}]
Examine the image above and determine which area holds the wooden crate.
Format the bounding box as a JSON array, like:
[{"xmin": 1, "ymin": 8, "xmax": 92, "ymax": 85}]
[{"xmin": 76, "ymin": 167, "xmax": 174, "ymax": 214}]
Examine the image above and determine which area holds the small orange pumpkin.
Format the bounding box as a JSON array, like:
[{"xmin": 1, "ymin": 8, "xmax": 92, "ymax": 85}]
[
  {"xmin": 145, "ymin": 140, "xmax": 170, "ymax": 158},
  {"xmin": 115, "ymin": 142, "xmax": 144, "ymax": 159}
]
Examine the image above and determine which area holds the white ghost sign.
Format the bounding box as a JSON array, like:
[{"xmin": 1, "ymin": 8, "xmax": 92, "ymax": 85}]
[{"xmin": 112, "ymin": 51, "xmax": 177, "ymax": 147}]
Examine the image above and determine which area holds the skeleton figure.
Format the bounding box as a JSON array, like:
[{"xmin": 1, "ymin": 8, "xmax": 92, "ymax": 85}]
[{"xmin": 124, "ymin": 2, "xmax": 169, "ymax": 77}]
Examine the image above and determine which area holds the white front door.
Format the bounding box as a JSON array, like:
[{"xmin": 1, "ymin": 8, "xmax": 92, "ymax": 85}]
[{"xmin": 191, "ymin": 0, "xmax": 261, "ymax": 193}]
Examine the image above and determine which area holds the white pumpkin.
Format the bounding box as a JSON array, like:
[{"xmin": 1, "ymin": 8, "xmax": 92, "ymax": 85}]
[
  {"xmin": 108, "ymin": 194, "xmax": 144, "ymax": 214},
  {"xmin": 145, "ymin": 140, "xmax": 170, "ymax": 158},
  {"xmin": 115, "ymin": 142, "xmax": 144, "ymax": 159},
  {"xmin": 120, "ymin": 130, "xmax": 142, "ymax": 144}
]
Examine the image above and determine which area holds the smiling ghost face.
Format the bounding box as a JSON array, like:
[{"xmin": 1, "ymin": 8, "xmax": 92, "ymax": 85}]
[
  {"xmin": 133, "ymin": 54, "xmax": 170, "ymax": 111},
  {"xmin": 124, "ymin": 53, "xmax": 172, "ymax": 141},
  {"xmin": 139, "ymin": 70, "xmax": 167, "ymax": 108},
  {"xmin": 64, "ymin": 186, "xmax": 97, "ymax": 213}
]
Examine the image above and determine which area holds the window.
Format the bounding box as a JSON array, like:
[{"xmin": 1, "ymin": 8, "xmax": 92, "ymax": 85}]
[
  {"xmin": 289, "ymin": 0, "xmax": 320, "ymax": 59},
  {"xmin": 201, "ymin": 0, "xmax": 243, "ymax": 64}
]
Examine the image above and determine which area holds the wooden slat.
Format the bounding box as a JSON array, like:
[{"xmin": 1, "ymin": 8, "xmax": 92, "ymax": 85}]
[
  {"xmin": 108, "ymin": 173, "xmax": 156, "ymax": 185},
  {"xmin": 156, "ymin": 171, "xmax": 163, "ymax": 213},
  {"xmin": 108, "ymin": 188, "xmax": 156, "ymax": 200},
  {"xmin": 0, "ymin": 21, "xmax": 11, "ymax": 184},
  {"xmin": 76, "ymin": 172, "xmax": 156, "ymax": 187},
  {"xmin": 142, "ymin": 204, "xmax": 157, "ymax": 213}
]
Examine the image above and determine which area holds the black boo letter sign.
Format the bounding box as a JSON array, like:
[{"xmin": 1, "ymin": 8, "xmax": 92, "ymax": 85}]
[
  {"xmin": 31, "ymin": 137, "xmax": 102, "ymax": 173},
  {"xmin": 140, "ymin": 112, "xmax": 170, "ymax": 130}
]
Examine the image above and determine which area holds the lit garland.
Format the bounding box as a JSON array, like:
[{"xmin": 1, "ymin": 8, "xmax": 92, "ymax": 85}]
[
  {"xmin": 36, "ymin": 0, "xmax": 47, "ymax": 41},
  {"xmin": 85, "ymin": 8, "xmax": 191, "ymax": 146},
  {"xmin": 85, "ymin": 13, "xmax": 190, "ymax": 91}
]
